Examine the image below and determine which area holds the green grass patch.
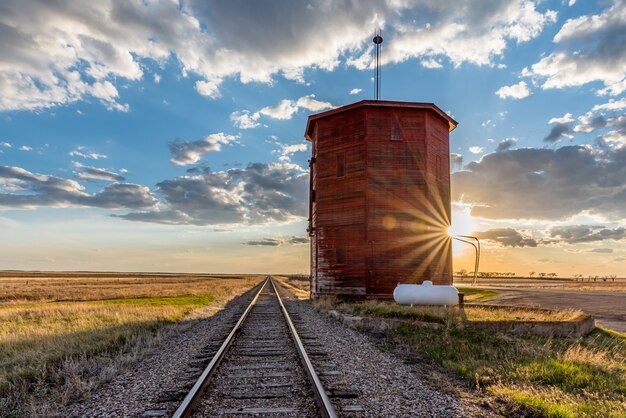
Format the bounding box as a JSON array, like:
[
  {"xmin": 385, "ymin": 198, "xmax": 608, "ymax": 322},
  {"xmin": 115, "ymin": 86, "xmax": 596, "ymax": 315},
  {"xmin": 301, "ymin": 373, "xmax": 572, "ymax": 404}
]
[
  {"xmin": 391, "ymin": 323, "xmax": 626, "ymax": 417},
  {"xmin": 340, "ymin": 301, "xmax": 580, "ymax": 323},
  {"xmin": 456, "ymin": 287, "xmax": 497, "ymax": 302}
]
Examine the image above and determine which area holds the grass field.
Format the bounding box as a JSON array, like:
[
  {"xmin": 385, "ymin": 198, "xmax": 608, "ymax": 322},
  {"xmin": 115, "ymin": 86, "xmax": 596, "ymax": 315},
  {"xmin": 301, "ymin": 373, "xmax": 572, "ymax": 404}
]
[
  {"xmin": 331, "ymin": 299, "xmax": 626, "ymax": 417},
  {"xmin": 455, "ymin": 276, "xmax": 626, "ymax": 292},
  {"xmin": 341, "ymin": 300, "xmax": 582, "ymax": 324},
  {"xmin": 0, "ymin": 273, "xmax": 262, "ymax": 417},
  {"xmin": 394, "ymin": 325, "xmax": 626, "ymax": 417}
]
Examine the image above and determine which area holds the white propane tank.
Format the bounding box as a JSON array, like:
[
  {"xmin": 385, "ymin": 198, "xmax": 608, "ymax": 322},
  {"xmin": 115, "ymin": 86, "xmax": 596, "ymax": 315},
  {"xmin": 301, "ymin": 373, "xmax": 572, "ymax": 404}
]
[{"xmin": 393, "ymin": 281, "xmax": 459, "ymax": 306}]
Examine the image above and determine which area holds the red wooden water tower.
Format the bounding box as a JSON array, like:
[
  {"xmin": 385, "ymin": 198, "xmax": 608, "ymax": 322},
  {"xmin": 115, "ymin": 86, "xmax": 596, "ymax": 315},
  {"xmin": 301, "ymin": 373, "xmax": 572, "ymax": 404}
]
[{"xmin": 305, "ymin": 100, "xmax": 457, "ymax": 299}]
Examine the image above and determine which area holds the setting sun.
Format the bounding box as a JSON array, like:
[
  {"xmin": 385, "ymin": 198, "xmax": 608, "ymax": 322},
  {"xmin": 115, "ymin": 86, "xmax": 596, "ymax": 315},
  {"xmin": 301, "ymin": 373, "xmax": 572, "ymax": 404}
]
[{"xmin": 449, "ymin": 206, "xmax": 477, "ymax": 238}]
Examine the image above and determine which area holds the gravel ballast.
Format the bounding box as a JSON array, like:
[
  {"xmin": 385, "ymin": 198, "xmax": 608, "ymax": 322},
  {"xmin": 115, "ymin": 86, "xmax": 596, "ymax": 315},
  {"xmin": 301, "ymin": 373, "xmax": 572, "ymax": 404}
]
[
  {"xmin": 66, "ymin": 285, "xmax": 260, "ymax": 417},
  {"xmin": 66, "ymin": 281, "xmax": 493, "ymax": 417},
  {"xmin": 278, "ymin": 286, "xmax": 493, "ymax": 417}
]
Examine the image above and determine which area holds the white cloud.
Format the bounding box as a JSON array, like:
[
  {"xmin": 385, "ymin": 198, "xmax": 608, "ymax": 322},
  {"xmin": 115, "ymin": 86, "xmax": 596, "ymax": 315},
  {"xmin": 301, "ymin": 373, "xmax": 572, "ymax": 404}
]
[
  {"xmin": 0, "ymin": 142, "xmax": 10, "ymax": 148},
  {"xmin": 0, "ymin": 165, "xmax": 155, "ymax": 210},
  {"xmin": 231, "ymin": 95, "xmax": 333, "ymax": 129},
  {"xmin": 469, "ymin": 146, "xmax": 484, "ymax": 154},
  {"xmin": 259, "ymin": 99, "xmax": 299, "ymax": 120},
  {"xmin": 69, "ymin": 147, "xmax": 107, "ymax": 160},
  {"xmin": 230, "ymin": 111, "xmax": 261, "ymax": 129},
  {"xmin": 18, "ymin": 146, "xmax": 33, "ymax": 151},
  {"xmin": 600, "ymin": 130, "xmax": 626, "ymax": 146},
  {"xmin": 592, "ymin": 98, "xmax": 626, "ymax": 112},
  {"xmin": 573, "ymin": 112, "xmax": 605, "ymax": 133},
  {"xmin": 362, "ymin": 2, "xmax": 557, "ymax": 69},
  {"xmin": 349, "ymin": 88, "xmax": 362, "ymax": 95},
  {"xmin": 153, "ymin": 74, "xmax": 161, "ymax": 84},
  {"xmin": 169, "ymin": 133, "xmax": 238, "ymax": 166},
  {"xmin": 598, "ymin": 79, "xmax": 626, "ymax": 97},
  {"xmin": 496, "ymin": 81, "xmax": 531, "ymax": 99},
  {"xmin": 90, "ymin": 80, "xmax": 129, "ymax": 112},
  {"xmin": 195, "ymin": 80, "xmax": 222, "ymax": 99},
  {"xmin": 0, "ymin": 1, "xmax": 557, "ymax": 112},
  {"xmin": 273, "ymin": 143, "xmax": 308, "ymax": 162},
  {"xmin": 295, "ymin": 95, "xmax": 333, "ymax": 112},
  {"xmin": 73, "ymin": 162, "xmax": 125, "ymax": 182},
  {"xmin": 452, "ymin": 145, "xmax": 626, "ymax": 221},
  {"xmin": 524, "ymin": 1, "xmax": 626, "ymax": 94},
  {"xmin": 118, "ymin": 162, "xmax": 308, "ymax": 225},
  {"xmin": 549, "ymin": 113, "xmax": 574, "ymax": 124},
  {"xmin": 242, "ymin": 236, "xmax": 308, "ymax": 246},
  {"xmin": 421, "ymin": 58, "xmax": 443, "ymax": 69}
]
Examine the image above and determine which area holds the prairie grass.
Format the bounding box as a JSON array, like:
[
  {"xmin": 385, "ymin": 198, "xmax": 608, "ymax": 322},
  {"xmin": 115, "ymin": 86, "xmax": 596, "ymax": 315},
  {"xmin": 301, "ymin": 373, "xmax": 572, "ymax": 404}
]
[
  {"xmin": 455, "ymin": 286, "xmax": 497, "ymax": 302},
  {"xmin": 341, "ymin": 301, "xmax": 582, "ymax": 323},
  {"xmin": 272, "ymin": 276, "xmax": 310, "ymax": 299},
  {"xmin": 0, "ymin": 274, "xmax": 262, "ymax": 417},
  {"xmin": 392, "ymin": 323, "xmax": 626, "ymax": 417},
  {"xmin": 0, "ymin": 274, "xmax": 261, "ymax": 302},
  {"xmin": 328, "ymin": 299, "xmax": 624, "ymax": 416}
]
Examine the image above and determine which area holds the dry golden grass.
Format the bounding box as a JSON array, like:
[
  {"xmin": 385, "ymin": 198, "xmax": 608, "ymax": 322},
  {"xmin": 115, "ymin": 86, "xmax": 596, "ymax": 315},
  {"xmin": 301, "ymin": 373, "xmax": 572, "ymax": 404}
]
[
  {"xmin": 465, "ymin": 306, "xmax": 582, "ymax": 322},
  {"xmin": 282, "ymin": 275, "xmax": 310, "ymax": 292},
  {"xmin": 0, "ymin": 273, "xmax": 262, "ymax": 417},
  {"xmin": 273, "ymin": 276, "xmax": 310, "ymax": 299},
  {"xmin": 0, "ymin": 273, "xmax": 261, "ymax": 302},
  {"xmin": 455, "ymin": 277, "xmax": 626, "ymax": 292},
  {"xmin": 341, "ymin": 301, "xmax": 582, "ymax": 324}
]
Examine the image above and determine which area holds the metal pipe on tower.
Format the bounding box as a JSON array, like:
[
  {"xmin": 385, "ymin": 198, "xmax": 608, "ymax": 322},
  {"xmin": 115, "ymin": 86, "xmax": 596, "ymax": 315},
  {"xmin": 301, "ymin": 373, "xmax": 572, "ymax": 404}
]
[{"xmin": 373, "ymin": 31, "xmax": 383, "ymax": 100}]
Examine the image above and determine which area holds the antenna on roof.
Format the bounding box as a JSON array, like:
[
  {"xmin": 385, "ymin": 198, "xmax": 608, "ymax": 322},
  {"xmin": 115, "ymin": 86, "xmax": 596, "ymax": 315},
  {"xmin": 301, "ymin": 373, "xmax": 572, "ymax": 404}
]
[{"xmin": 373, "ymin": 29, "xmax": 383, "ymax": 100}]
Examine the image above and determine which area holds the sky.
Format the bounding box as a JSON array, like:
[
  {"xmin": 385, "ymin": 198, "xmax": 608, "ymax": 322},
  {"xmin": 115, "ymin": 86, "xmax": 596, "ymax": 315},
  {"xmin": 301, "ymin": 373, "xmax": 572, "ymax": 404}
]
[{"xmin": 1, "ymin": 0, "xmax": 625, "ymax": 276}]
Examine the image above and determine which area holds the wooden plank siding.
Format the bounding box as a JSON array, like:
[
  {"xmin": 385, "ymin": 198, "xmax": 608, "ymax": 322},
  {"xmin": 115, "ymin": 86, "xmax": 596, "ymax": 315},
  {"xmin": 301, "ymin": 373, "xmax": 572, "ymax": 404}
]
[{"xmin": 307, "ymin": 101, "xmax": 455, "ymax": 299}]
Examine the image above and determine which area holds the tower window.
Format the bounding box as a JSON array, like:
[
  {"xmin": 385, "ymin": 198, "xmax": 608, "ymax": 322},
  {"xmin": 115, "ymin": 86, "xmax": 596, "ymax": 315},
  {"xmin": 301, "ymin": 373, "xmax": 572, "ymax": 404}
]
[
  {"xmin": 337, "ymin": 153, "xmax": 345, "ymax": 177},
  {"xmin": 391, "ymin": 122, "xmax": 401, "ymax": 141}
]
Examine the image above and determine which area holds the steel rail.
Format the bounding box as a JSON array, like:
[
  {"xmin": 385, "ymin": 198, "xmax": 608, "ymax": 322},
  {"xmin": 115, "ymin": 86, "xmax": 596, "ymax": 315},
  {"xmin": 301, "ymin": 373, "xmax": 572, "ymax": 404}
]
[
  {"xmin": 172, "ymin": 277, "xmax": 270, "ymax": 418},
  {"xmin": 270, "ymin": 277, "xmax": 339, "ymax": 418}
]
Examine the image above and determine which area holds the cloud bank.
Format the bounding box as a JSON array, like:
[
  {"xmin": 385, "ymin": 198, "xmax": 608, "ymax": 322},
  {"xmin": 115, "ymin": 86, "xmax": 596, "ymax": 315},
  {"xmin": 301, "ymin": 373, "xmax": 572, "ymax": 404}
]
[
  {"xmin": 0, "ymin": 0, "xmax": 558, "ymax": 112},
  {"xmin": 0, "ymin": 166, "xmax": 155, "ymax": 210},
  {"xmin": 119, "ymin": 162, "xmax": 308, "ymax": 225},
  {"xmin": 452, "ymin": 145, "xmax": 626, "ymax": 221}
]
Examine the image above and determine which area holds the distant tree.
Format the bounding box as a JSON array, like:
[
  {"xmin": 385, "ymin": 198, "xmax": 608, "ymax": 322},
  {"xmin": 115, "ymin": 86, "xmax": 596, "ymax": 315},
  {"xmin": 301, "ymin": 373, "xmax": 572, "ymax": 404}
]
[
  {"xmin": 457, "ymin": 269, "xmax": 467, "ymax": 277},
  {"xmin": 538, "ymin": 272, "xmax": 546, "ymax": 278},
  {"xmin": 529, "ymin": 271, "xmax": 535, "ymax": 278},
  {"xmin": 547, "ymin": 272, "xmax": 557, "ymax": 278}
]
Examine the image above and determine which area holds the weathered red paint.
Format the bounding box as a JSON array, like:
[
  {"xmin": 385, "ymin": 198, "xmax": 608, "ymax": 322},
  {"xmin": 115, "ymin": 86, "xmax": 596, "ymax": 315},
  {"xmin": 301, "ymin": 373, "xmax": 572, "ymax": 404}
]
[{"xmin": 306, "ymin": 100, "xmax": 457, "ymax": 299}]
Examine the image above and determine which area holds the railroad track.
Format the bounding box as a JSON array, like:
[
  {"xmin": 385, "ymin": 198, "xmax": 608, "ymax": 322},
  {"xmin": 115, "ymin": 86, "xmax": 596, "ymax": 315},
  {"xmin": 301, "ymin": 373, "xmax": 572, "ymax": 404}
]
[{"xmin": 172, "ymin": 276, "xmax": 338, "ymax": 417}]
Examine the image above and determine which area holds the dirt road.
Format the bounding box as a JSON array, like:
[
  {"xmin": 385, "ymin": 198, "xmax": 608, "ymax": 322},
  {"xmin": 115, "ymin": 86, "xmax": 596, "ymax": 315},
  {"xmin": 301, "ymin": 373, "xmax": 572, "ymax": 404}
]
[{"xmin": 479, "ymin": 287, "xmax": 626, "ymax": 333}]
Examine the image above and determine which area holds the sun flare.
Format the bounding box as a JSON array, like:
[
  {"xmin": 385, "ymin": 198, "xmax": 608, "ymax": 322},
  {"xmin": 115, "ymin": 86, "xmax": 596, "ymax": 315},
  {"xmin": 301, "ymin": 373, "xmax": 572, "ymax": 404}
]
[{"xmin": 449, "ymin": 206, "xmax": 477, "ymax": 237}]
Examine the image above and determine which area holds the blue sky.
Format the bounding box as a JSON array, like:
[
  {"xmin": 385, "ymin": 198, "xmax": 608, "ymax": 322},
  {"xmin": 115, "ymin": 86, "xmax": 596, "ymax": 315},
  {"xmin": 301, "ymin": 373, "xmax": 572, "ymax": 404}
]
[{"xmin": 1, "ymin": 0, "xmax": 625, "ymax": 275}]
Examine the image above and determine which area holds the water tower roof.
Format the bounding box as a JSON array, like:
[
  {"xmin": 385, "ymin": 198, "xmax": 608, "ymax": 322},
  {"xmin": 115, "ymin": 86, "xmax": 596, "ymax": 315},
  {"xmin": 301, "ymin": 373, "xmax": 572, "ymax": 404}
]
[{"xmin": 305, "ymin": 100, "xmax": 458, "ymax": 141}]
